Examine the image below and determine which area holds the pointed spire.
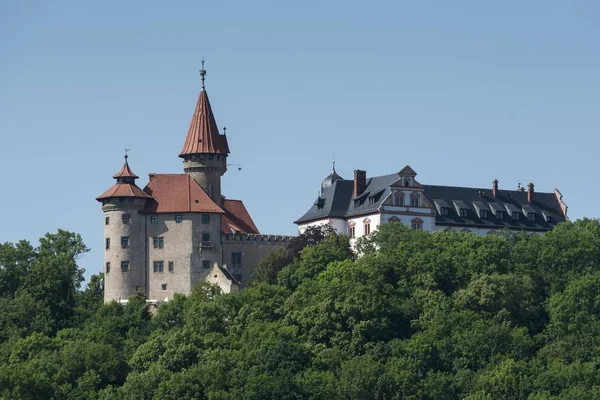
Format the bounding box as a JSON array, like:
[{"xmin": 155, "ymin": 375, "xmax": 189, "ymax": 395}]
[
  {"xmin": 113, "ymin": 151, "xmax": 139, "ymax": 179},
  {"xmin": 179, "ymin": 64, "xmax": 230, "ymax": 157}
]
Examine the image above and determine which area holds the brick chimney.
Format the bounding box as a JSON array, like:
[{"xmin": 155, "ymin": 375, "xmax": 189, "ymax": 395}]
[
  {"xmin": 354, "ymin": 170, "xmax": 366, "ymax": 197},
  {"xmin": 492, "ymin": 179, "xmax": 499, "ymax": 197},
  {"xmin": 527, "ymin": 182, "xmax": 534, "ymax": 203}
]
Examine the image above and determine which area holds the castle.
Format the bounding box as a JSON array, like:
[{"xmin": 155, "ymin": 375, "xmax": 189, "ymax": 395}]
[
  {"xmin": 97, "ymin": 66, "xmax": 291, "ymax": 303},
  {"xmin": 296, "ymin": 165, "xmax": 568, "ymax": 243}
]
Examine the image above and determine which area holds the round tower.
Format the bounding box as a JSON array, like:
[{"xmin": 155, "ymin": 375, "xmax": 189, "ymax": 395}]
[
  {"xmin": 179, "ymin": 62, "xmax": 230, "ymax": 207},
  {"xmin": 96, "ymin": 155, "xmax": 152, "ymax": 303}
]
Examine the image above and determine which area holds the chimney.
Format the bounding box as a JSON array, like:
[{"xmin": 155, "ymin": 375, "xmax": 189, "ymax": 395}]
[
  {"xmin": 527, "ymin": 182, "xmax": 534, "ymax": 203},
  {"xmin": 492, "ymin": 179, "xmax": 498, "ymax": 197},
  {"xmin": 354, "ymin": 170, "xmax": 366, "ymax": 197}
]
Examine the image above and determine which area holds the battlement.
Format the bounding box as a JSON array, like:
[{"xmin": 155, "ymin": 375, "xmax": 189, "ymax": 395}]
[{"xmin": 221, "ymin": 232, "xmax": 295, "ymax": 243}]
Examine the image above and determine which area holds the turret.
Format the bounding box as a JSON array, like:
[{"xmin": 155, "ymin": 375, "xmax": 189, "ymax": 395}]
[
  {"xmin": 96, "ymin": 154, "xmax": 152, "ymax": 303},
  {"xmin": 321, "ymin": 161, "xmax": 342, "ymax": 195},
  {"xmin": 179, "ymin": 61, "xmax": 229, "ymax": 207}
]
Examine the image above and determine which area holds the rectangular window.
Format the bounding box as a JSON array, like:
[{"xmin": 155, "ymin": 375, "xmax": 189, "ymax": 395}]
[
  {"xmin": 411, "ymin": 222, "xmax": 423, "ymax": 230},
  {"xmin": 349, "ymin": 226, "xmax": 356, "ymax": 238},
  {"xmin": 150, "ymin": 216, "xmax": 158, "ymax": 224},
  {"xmin": 202, "ymin": 214, "xmax": 210, "ymax": 224},
  {"xmin": 202, "ymin": 260, "xmax": 212, "ymax": 269},
  {"xmin": 105, "ymin": 238, "xmax": 110, "ymax": 249},
  {"xmin": 153, "ymin": 261, "xmax": 164, "ymax": 273},
  {"xmin": 496, "ymin": 211, "xmax": 504, "ymax": 219},
  {"xmin": 202, "ymin": 233, "xmax": 210, "ymax": 242},
  {"xmin": 121, "ymin": 236, "xmax": 129, "ymax": 248},
  {"xmin": 440, "ymin": 207, "xmax": 449, "ymax": 216},
  {"xmin": 528, "ymin": 213, "xmax": 536, "ymax": 221},
  {"xmin": 168, "ymin": 261, "xmax": 174, "ymax": 272},
  {"xmin": 121, "ymin": 261, "xmax": 129, "ymax": 272},
  {"xmin": 106, "ymin": 262, "xmax": 110, "ymax": 274},
  {"xmin": 175, "ymin": 215, "xmax": 183, "ymax": 224},
  {"xmin": 512, "ymin": 212, "xmax": 520, "ymax": 220},
  {"xmin": 153, "ymin": 237, "xmax": 164, "ymax": 249},
  {"xmin": 460, "ymin": 209, "xmax": 468, "ymax": 218},
  {"xmin": 105, "ymin": 216, "xmax": 110, "ymax": 225},
  {"xmin": 122, "ymin": 214, "xmax": 131, "ymax": 224},
  {"xmin": 394, "ymin": 194, "xmax": 404, "ymax": 206},
  {"xmin": 410, "ymin": 196, "xmax": 420, "ymax": 207},
  {"xmin": 368, "ymin": 197, "xmax": 375, "ymax": 205},
  {"xmin": 232, "ymin": 252, "xmax": 242, "ymax": 266},
  {"xmin": 481, "ymin": 210, "xmax": 489, "ymax": 218},
  {"xmin": 161, "ymin": 284, "xmax": 167, "ymax": 291},
  {"xmin": 364, "ymin": 223, "xmax": 371, "ymax": 236}
]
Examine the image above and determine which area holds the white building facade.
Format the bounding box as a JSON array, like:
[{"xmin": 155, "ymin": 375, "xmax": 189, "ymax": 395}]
[{"xmin": 296, "ymin": 165, "xmax": 568, "ymax": 242}]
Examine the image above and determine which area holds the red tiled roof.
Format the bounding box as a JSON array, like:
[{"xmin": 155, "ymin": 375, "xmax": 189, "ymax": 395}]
[
  {"xmin": 142, "ymin": 174, "xmax": 224, "ymax": 214},
  {"xmin": 221, "ymin": 198, "xmax": 259, "ymax": 234},
  {"xmin": 96, "ymin": 183, "xmax": 152, "ymax": 201},
  {"xmin": 179, "ymin": 89, "xmax": 230, "ymax": 157},
  {"xmin": 113, "ymin": 159, "xmax": 139, "ymax": 179}
]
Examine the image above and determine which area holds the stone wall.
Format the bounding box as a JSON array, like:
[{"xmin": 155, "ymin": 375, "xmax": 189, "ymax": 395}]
[{"xmin": 221, "ymin": 233, "xmax": 293, "ymax": 287}]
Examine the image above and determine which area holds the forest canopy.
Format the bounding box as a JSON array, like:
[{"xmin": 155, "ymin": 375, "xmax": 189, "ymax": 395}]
[{"xmin": 3, "ymin": 221, "xmax": 600, "ymax": 399}]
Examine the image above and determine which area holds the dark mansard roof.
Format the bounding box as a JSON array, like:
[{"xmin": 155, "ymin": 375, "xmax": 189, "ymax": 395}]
[{"xmin": 296, "ymin": 174, "xmax": 567, "ymax": 232}]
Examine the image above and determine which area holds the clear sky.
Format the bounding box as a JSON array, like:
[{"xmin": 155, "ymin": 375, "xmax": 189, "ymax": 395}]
[{"xmin": 1, "ymin": 0, "xmax": 599, "ymax": 282}]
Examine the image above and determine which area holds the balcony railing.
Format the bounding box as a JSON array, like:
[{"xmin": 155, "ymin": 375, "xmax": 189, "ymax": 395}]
[{"xmin": 199, "ymin": 241, "xmax": 214, "ymax": 249}]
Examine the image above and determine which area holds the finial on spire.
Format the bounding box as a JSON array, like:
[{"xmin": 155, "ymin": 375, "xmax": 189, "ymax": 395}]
[
  {"xmin": 200, "ymin": 58, "xmax": 207, "ymax": 89},
  {"xmin": 332, "ymin": 157, "xmax": 336, "ymax": 172},
  {"xmin": 124, "ymin": 148, "xmax": 130, "ymax": 161},
  {"xmin": 223, "ymin": 126, "xmax": 226, "ymax": 135}
]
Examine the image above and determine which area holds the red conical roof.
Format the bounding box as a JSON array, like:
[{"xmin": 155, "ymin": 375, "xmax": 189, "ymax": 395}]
[
  {"xmin": 113, "ymin": 157, "xmax": 139, "ymax": 179},
  {"xmin": 96, "ymin": 156, "xmax": 151, "ymax": 202},
  {"xmin": 179, "ymin": 89, "xmax": 230, "ymax": 157}
]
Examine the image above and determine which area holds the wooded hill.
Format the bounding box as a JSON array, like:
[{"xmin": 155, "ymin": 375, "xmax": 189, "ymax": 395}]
[{"xmin": 2, "ymin": 221, "xmax": 600, "ymax": 399}]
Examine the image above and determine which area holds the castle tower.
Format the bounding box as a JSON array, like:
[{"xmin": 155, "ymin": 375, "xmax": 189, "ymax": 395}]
[
  {"xmin": 179, "ymin": 62, "xmax": 230, "ymax": 207},
  {"xmin": 96, "ymin": 155, "xmax": 152, "ymax": 303}
]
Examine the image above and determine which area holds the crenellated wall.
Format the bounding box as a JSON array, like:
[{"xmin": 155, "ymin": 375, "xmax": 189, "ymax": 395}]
[{"xmin": 221, "ymin": 233, "xmax": 293, "ymax": 287}]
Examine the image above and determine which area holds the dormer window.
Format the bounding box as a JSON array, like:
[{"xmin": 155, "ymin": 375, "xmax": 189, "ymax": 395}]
[
  {"xmin": 440, "ymin": 207, "xmax": 449, "ymax": 216},
  {"xmin": 460, "ymin": 209, "xmax": 468, "ymax": 218},
  {"xmin": 496, "ymin": 211, "xmax": 505, "ymax": 219},
  {"xmin": 480, "ymin": 210, "xmax": 489, "ymax": 218},
  {"xmin": 528, "ymin": 213, "xmax": 536, "ymax": 221},
  {"xmin": 368, "ymin": 197, "xmax": 376, "ymax": 205},
  {"xmin": 404, "ymin": 178, "xmax": 412, "ymax": 187},
  {"xmin": 512, "ymin": 212, "xmax": 520, "ymax": 220}
]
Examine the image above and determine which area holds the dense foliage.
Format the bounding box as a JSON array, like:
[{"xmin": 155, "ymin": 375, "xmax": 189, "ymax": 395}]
[{"xmin": 3, "ymin": 221, "xmax": 600, "ymax": 399}]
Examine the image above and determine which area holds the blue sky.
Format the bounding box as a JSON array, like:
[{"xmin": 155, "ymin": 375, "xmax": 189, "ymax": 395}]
[{"xmin": 1, "ymin": 0, "xmax": 599, "ymax": 282}]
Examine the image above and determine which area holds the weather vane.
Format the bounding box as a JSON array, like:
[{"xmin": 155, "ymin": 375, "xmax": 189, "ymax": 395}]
[
  {"xmin": 200, "ymin": 58, "xmax": 207, "ymax": 89},
  {"xmin": 124, "ymin": 148, "xmax": 131, "ymax": 160}
]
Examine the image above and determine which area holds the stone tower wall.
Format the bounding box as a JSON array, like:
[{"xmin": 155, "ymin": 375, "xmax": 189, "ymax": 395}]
[
  {"xmin": 102, "ymin": 198, "xmax": 147, "ymax": 303},
  {"xmin": 146, "ymin": 212, "xmax": 224, "ymax": 301},
  {"xmin": 183, "ymin": 154, "xmax": 227, "ymax": 207}
]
